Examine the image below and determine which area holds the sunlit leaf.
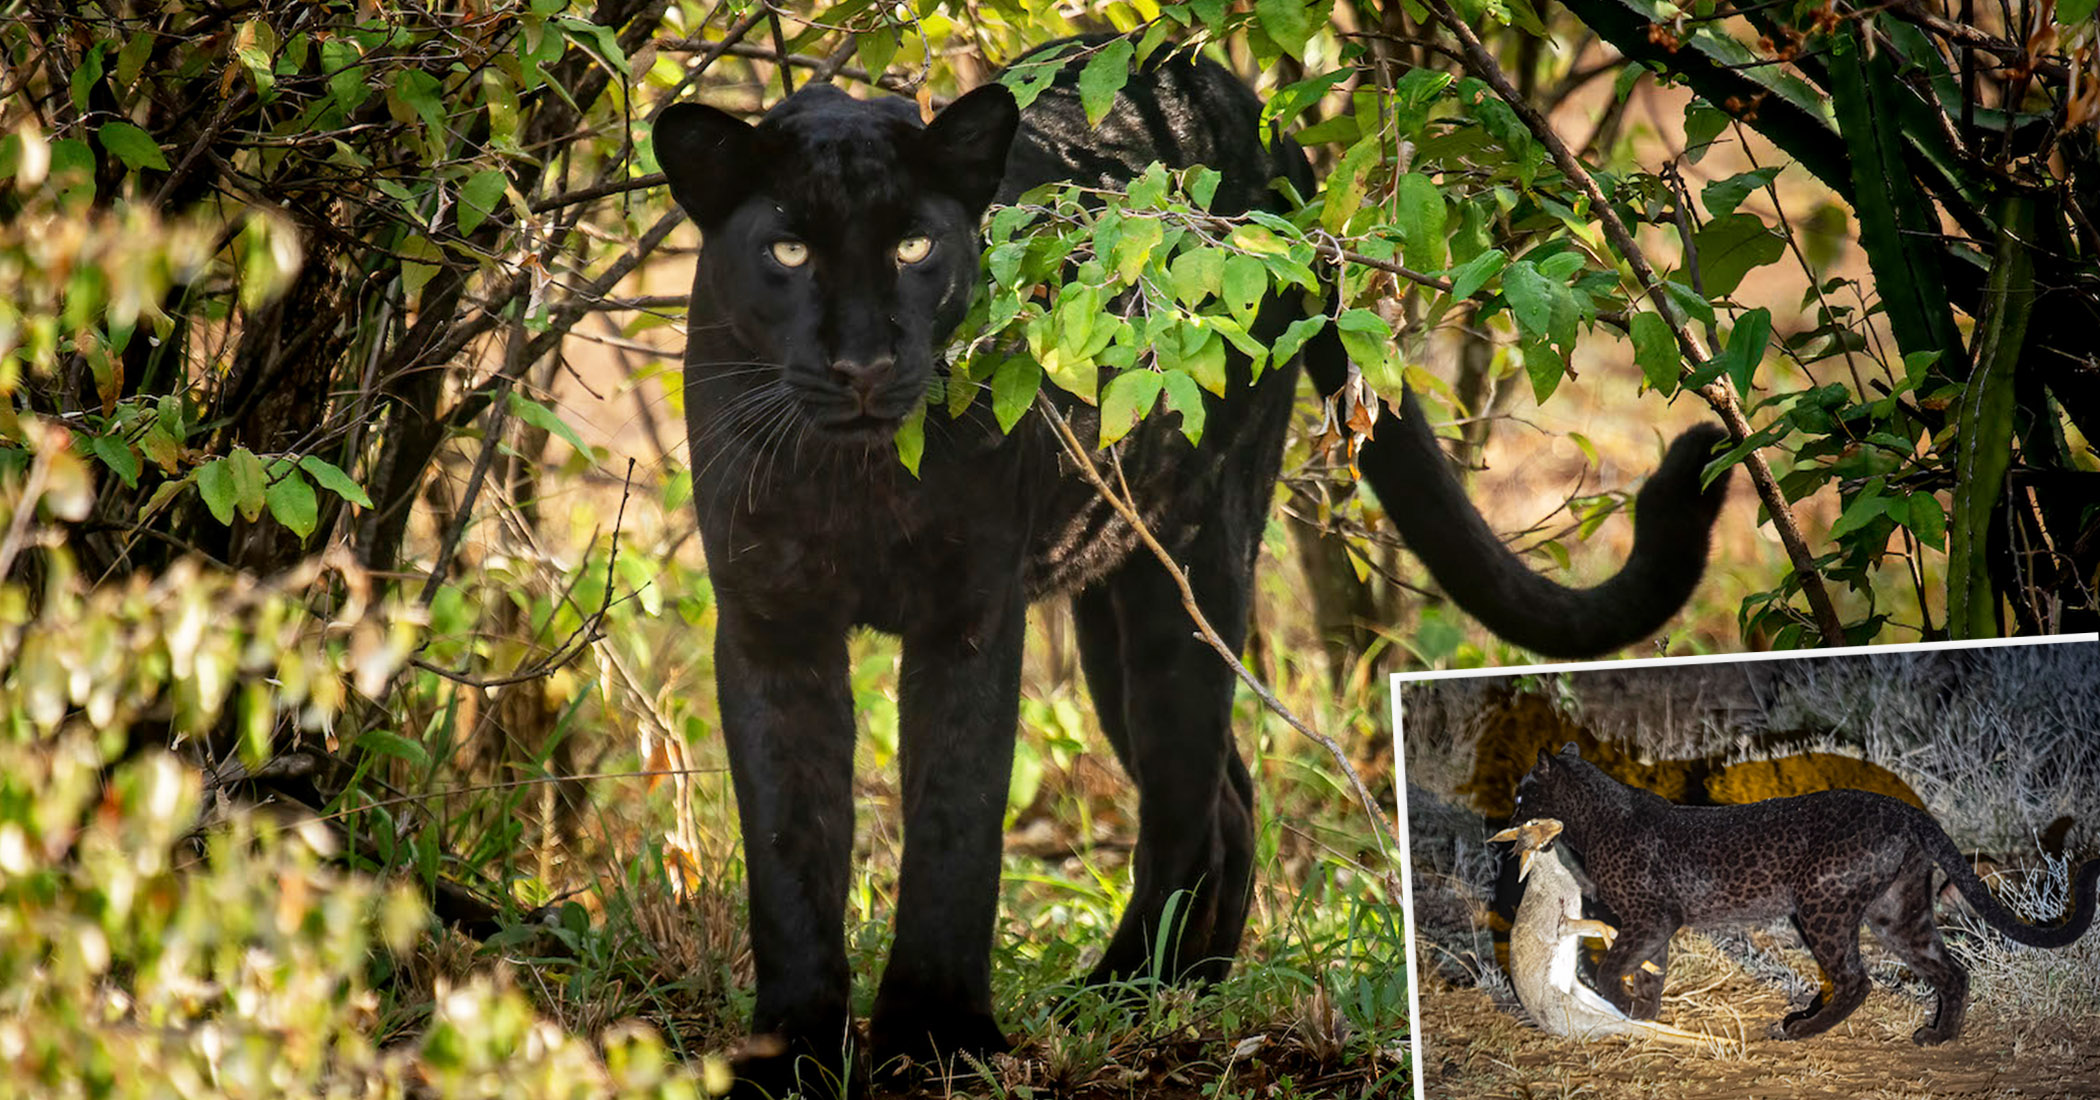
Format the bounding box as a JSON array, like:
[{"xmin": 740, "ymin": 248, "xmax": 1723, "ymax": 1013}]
[
  {"xmin": 1078, "ymin": 37, "xmax": 1134, "ymax": 126},
  {"xmin": 298, "ymin": 455, "xmax": 373, "ymax": 508},
  {"xmin": 1098, "ymin": 368, "xmax": 1164, "ymax": 447}
]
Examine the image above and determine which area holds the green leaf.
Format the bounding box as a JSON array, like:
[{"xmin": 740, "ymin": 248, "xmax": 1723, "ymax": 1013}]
[
  {"xmin": 399, "ymin": 235, "xmax": 443, "ymax": 303},
  {"xmin": 1000, "ymin": 44, "xmax": 1077, "ymax": 111},
  {"xmin": 196, "ymin": 458, "xmax": 237, "ymax": 525},
  {"xmin": 227, "ymin": 447, "xmax": 267, "ymax": 521},
  {"xmin": 1630, "ymin": 311, "xmax": 1680, "ymax": 394},
  {"xmin": 1828, "ymin": 482, "xmax": 1891, "ymax": 539},
  {"xmin": 1336, "ymin": 309, "xmax": 1403, "ymax": 398},
  {"xmin": 1256, "ymin": 0, "xmax": 1317, "ymax": 59},
  {"xmin": 1273, "ymin": 315, "xmax": 1326, "ymax": 366},
  {"xmin": 1078, "ymin": 37, "xmax": 1134, "ymax": 127},
  {"xmin": 1259, "ymin": 68, "xmax": 1353, "ymax": 133},
  {"xmin": 393, "ymin": 69, "xmax": 447, "ymax": 149},
  {"xmin": 232, "ymin": 19, "xmax": 278, "ymax": 97},
  {"xmin": 508, "ymin": 392, "xmax": 589, "ymax": 455},
  {"xmin": 556, "ymin": 16, "xmax": 630, "ymax": 75},
  {"xmin": 1447, "ymin": 248, "xmax": 1506, "ymax": 301},
  {"xmin": 266, "ymin": 468, "xmax": 319, "ymax": 539},
  {"xmin": 1394, "ymin": 172, "xmax": 1448, "ymax": 272},
  {"xmin": 1221, "ymin": 253, "xmax": 1267, "ymax": 327},
  {"xmin": 1501, "ymin": 260, "xmax": 1555, "ymax": 340},
  {"xmin": 89, "ymin": 434, "xmax": 139, "ymax": 488},
  {"xmin": 1161, "ymin": 369, "xmax": 1207, "ymax": 444},
  {"xmin": 991, "ymin": 356, "xmax": 1042, "ymax": 433},
  {"xmin": 71, "ymin": 41, "xmax": 108, "ymax": 112},
  {"xmin": 1692, "ymin": 212, "xmax": 1786, "ymax": 297},
  {"xmin": 96, "ymin": 121, "xmax": 169, "ymax": 171},
  {"xmin": 894, "ymin": 402, "xmax": 925, "ymax": 476},
  {"xmin": 322, "ymin": 37, "xmax": 369, "ymax": 113},
  {"xmin": 1186, "ymin": 166, "xmax": 1221, "ymax": 209},
  {"xmin": 1098, "ymin": 369, "xmax": 1164, "ymax": 447},
  {"xmin": 1682, "ymin": 100, "xmax": 1730, "ymax": 162},
  {"xmin": 1903, "ymin": 492, "xmax": 1946, "ymax": 550},
  {"xmin": 1127, "ymin": 163, "xmax": 1169, "ymax": 209},
  {"xmin": 1179, "ymin": 328, "xmax": 1228, "ymax": 395},
  {"xmin": 115, "ymin": 31, "xmax": 153, "ymax": 94},
  {"xmin": 1228, "ymin": 224, "xmax": 1288, "ymax": 256},
  {"xmin": 1522, "ymin": 340, "xmax": 1564, "ymax": 403},
  {"xmin": 1211, "ymin": 315, "xmax": 1270, "ymax": 378},
  {"xmin": 1663, "ymin": 279, "xmax": 1716, "ymax": 325},
  {"xmin": 2060, "ymin": 0, "xmax": 2097, "ymax": 23},
  {"xmin": 298, "ymin": 454, "xmax": 373, "ymax": 508},
  {"xmin": 1169, "ymin": 247, "xmax": 1224, "ymax": 306},
  {"xmin": 1711, "ymin": 307, "xmax": 1771, "ymax": 397},
  {"xmin": 457, "ymin": 168, "xmax": 508, "ymax": 236},
  {"xmin": 1702, "ymin": 166, "xmax": 1782, "ymax": 219},
  {"xmin": 856, "ymin": 28, "xmax": 899, "ymax": 79},
  {"xmin": 1320, "ymin": 136, "xmax": 1379, "ymax": 233},
  {"xmin": 1112, "ymin": 216, "xmax": 1163, "ymax": 283},
  {"xmin": 357, "ymin": 730, "xmax": 431, "ymax": 771}
]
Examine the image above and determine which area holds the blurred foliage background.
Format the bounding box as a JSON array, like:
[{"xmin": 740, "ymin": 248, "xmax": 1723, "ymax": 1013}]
[{"xmin": 0, "ymin": 0, "xmax": 2093, "ymax": 1095}]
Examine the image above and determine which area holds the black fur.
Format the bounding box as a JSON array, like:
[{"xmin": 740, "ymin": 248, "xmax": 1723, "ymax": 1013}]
[
  {"xmin": 1513, "ymin": 743, "xmax": 2100, "ymax": 1044},
  {"xmin": 653, "ymin": 40, "xmax": 1731, "ymax": 1096}
]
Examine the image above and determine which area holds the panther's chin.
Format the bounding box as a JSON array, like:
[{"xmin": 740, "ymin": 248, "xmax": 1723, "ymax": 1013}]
[{"xmin": 812, "ymin": 412, "xmax": 903, "ymax": 447}]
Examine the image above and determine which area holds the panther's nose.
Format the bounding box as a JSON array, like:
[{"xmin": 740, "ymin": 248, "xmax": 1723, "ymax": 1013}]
[{"xmin": 829, "ymin": 356, "xmax": 894, "ymax": 409}]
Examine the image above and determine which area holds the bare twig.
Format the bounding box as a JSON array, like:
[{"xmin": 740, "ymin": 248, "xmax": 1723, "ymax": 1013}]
[
  {"xmin": 1033, "ymin": 395, "xmax": 1400, "ymax": 897},
  {"xmin": 1418, "ymin": 0, "xmax": 1848, "ymax": 646},
  {"xmin": 532, "ymin": 172, "xmax": 666, "ymax": 212}
]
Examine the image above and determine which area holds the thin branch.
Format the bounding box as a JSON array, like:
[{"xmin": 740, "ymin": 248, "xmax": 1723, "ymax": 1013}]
[
  {"xmin": 532, "ymin": 172, "xmax": 666, "ymax": 212},
  {"xmin": 1033, "ymin": 395, "xmax": 1400, "ymax": 897},
  {"xmin": 1419, "ymin": 0, "xmax": 1848, "ymax": 646}
]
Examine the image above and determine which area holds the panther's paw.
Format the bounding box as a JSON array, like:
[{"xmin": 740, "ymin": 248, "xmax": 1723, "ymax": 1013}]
[{"xmin": 1911, "ymin": 1024, "xmax": 1957, "ymax": 1046}]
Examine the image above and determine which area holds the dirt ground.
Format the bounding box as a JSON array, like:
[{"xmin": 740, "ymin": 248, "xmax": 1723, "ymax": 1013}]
[{"xmin": 1419, "ymin": 959, "xmax": 2100, "ymax": 1100}]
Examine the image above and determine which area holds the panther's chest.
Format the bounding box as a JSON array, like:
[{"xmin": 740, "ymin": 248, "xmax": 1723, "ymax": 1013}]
[{"xmin": 690, "ymin": 412, "xmax": 1062, "ymax": 629}]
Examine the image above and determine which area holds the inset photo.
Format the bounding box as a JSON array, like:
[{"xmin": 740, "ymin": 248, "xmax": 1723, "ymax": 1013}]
[{"xmin": 1392, "ymin": 636, "xmax": 2100, "ymax": 1098}]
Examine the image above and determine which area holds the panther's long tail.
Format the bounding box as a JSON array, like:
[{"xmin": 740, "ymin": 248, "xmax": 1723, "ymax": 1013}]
[
  {"xmin": 1917, "ymin": 811, "xmax": 2100, "ymax": 948},
  {"xmin": 1297, "ymin": 323, "xmax": 1732, "ymax": 658}
]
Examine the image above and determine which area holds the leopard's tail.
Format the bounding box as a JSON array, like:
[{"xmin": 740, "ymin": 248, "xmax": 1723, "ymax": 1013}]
[
  {"xmin": 1298, "ymin": 325, "xmax": 1732, "ymax": 657},
  {"xmin": 1918, "ymin": 811, "xmax": 2100, "ymax": 949}
]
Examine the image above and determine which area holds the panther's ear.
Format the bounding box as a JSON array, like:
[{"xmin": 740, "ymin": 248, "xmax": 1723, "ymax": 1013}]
[
  {"xmin": 920, "ymin": 82, "xmax": 1019, "ymax": 213},
  {"xmin": 654, "ymin": 102, "xmax": 757, "ymax": 226},
  {"xmin": 1537, "ymin": 749, "xmax": 1554, "ymax": 769},
  {"xmin": 1558, "ymin": 742, "xmax": 1582, "ymax": 759}
]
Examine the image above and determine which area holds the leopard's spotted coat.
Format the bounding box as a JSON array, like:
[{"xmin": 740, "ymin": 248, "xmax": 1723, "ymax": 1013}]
[{"xmin": 1513, "ymin": 744, "xmax": 2100, "ymax": 1044}]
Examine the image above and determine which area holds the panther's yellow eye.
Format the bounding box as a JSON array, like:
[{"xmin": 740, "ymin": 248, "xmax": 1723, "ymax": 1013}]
[
  {"xmin": 770, "ymin": 240, "xmax": 809, "ymax": 268},
  {"xmin": 895, "ymin": 235, "xmax": 933, "ymax": 265}
]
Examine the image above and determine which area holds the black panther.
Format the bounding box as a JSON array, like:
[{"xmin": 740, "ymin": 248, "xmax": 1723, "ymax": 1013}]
[{"xmin": 652, "ymin": 39, "xmax": 1731, "ymax": 1096}]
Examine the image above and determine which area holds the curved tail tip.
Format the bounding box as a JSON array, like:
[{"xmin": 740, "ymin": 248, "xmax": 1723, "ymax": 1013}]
[{"xmin": 1641, "ymin": 422, "xmax": 1734, "ymax": 524}]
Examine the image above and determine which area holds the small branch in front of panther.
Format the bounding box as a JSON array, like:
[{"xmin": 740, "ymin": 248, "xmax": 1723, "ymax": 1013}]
[{"xmin": 1035, "ymin": 395, "xmax": 1401, "ymax": 894}]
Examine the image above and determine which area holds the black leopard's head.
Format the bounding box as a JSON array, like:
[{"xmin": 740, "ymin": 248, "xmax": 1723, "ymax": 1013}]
[
  {"xmin": 654, "ymin": 82, "xmax": 1019, "ymax": 445},
  {"xmin": 1510, "ymin": 743, "xmax": 1611, "ymax": 847}
]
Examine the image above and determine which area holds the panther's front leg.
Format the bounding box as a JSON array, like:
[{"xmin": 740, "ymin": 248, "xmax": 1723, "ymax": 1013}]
[
  {"xmin": 869, "ymin": 584, "xmax": 1026, "ymax": 1073},
  {"xmin": 1596, "ymin": 908, "xmax": 1677, "ymax": 1020},
  {"xmin": 714, "ymin": 606, "xmax": 861, "ymax": 1099}
]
